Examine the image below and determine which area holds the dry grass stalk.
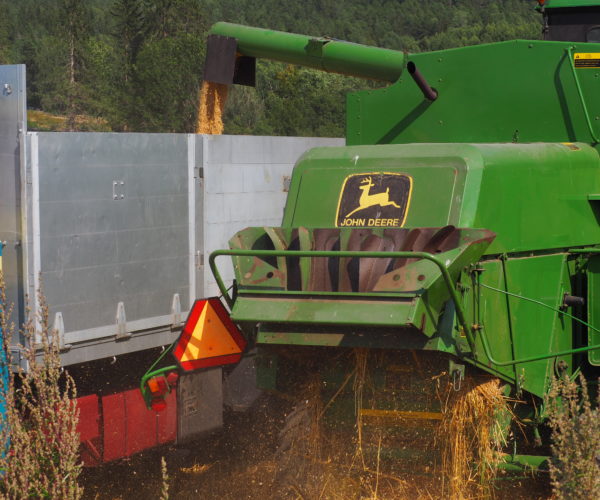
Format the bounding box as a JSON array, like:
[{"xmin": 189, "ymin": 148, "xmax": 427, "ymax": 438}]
[
  {"xmin": 304, "ymin": 375, "xmax": 323, "ymax": 461},
  {"xmin": 352, "ymin": 348, "xmax": 369, "ymax": 470},
  {"xmin": 197, "ymin": 81, "xmax": 228, "ymax": 134},
  {"xmin": 438, "ymin": 377, "xmax": 506, "ymax": 500},
  {"xmin": 546, "ymin": 374, "xmax": 599, "ymax": 500},
  {"xmin": 160, "ymin": 456, "xmax": 169, "ymax": 500},
  {"xmin": 0, "ymin": 274, "xmax": 82, "ymax": 499}
]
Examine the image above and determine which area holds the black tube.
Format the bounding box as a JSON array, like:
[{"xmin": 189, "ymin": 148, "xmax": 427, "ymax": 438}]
[
  {"xmin": 562, "ymin": 294, "xmax": 585, "ymax": 308},
  {"xmin": 407, "ymin": 61, "xmax": 438, "ymax": 101}
]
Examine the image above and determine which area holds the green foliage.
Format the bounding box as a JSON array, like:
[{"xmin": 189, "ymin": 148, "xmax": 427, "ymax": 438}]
[
  {"xmin": 132, "ymin": 33, "xmax": 205, "ymax": 132},
  {"xmin": 1, "ymin": 0, "xmax": 543, "ymax": 135}
]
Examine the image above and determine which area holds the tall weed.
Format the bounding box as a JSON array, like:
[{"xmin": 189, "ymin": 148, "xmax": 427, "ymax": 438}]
[
  {"xmin": 546, "ymin": 374, "xmax": 599, "ymax": 500},
  {"xmin": 0, "ymin": 274, "xmax": 82, "ymax": 499}
]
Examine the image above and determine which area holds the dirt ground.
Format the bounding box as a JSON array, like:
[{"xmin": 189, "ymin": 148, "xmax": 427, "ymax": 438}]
[{"xmin": 81, "ymin": 395, "xmax": 553, "ymax": 500}]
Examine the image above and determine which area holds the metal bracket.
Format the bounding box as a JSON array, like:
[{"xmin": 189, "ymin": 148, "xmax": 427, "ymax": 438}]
[
  {"xmin": 9, "ymin": 347, "xmax": 24, "ymax": 371},
  {"xmin": 516, "ymin": 368, "xmax": 526, "ymax": 398},
  {"xmin": 115, "ymin": 301, "xmax": 130, "ymax": 340},
  {"xmin": 171, "ymin": 293, "xmax": 183, "ymax": 328},
  {"xmin": 52, "ymin": 311, "xmax": 71, "ymax": 352},
  {"xmin": 449, "ymin": 360, "xmax": 465, "ymax": 392},
  {"xmin": 195, "ymin": 250, "xmax": 204, "ymax": 268},
  {"xmin": 112, "ymin": 180, "xmax": 125, "ymax": 200}
]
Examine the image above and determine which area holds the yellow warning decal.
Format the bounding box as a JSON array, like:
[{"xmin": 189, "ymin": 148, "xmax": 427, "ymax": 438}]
[
  {"xmin": 335, "ymin": 172, "xmax": 413, "ymax": 228},
  {"xmin": 574, "ymin": 53, "xmax": 600, "ymax": 68}
]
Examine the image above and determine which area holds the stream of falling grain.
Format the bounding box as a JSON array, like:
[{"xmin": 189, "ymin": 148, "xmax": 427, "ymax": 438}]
[{"xmin": 197, "ymin": 81, "xmax": 228, "ymax": 134}]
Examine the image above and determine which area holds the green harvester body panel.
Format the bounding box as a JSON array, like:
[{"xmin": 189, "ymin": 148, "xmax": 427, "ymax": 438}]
[
  {"xmin": 224, "ymin": 143, "xmax": 599, "ymax": 398},
  {"xmin": 346, "ymin": 40, "xmax": 600, "ymax": 146},
  {"xmin": 205, "ymin": 15, "xmax": 600, "ymax": 404}
]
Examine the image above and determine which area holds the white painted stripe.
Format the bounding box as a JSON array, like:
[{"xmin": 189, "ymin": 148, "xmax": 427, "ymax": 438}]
[
  {"xmin": 202, "ymin": 134, "xmax": 208, "ymax": 298},
  {"xmin": 187, "ymin": 134, "xmax": 196, "ymax": 309},
  {"xmin": 31, "ymin": 133, "xmax": 41, "ymax": 338}
]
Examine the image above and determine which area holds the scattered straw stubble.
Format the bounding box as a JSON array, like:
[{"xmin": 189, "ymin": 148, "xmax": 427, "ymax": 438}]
[{"xmin": 437, "ymin": 377, "xmax": 508, "ymax": 500}]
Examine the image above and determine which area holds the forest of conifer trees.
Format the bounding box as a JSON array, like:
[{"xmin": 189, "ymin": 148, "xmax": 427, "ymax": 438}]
[{"xmin": 0, "ymin": 0, "xmax": 542, "ymax": 136}]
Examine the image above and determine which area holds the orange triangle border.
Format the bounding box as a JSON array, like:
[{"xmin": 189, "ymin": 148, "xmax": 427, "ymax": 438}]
[{"xmin": 173, "ymin": 298, "xmax": 247, "ymax": 372}]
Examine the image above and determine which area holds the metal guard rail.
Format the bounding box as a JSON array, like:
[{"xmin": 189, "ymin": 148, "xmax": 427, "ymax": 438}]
[{"xmin": 210, "ymin": 249, "xmax": 600, "ymax": 368}]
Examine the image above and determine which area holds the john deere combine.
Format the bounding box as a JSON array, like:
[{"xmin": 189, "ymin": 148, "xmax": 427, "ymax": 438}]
[{"xmin": 145, "ymin": 0, "xmax": 600, "ymax": 471}]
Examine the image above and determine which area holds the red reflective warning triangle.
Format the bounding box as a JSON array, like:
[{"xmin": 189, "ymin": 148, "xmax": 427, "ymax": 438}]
[{"xmin": 173, "ymin": 298, "xmax": 247, "ymax": 372}]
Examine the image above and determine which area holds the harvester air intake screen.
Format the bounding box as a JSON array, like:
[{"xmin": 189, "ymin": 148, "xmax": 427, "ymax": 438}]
[{"xmin": 545, "ymin": 7, "xmax": 600, "ymax": 42}]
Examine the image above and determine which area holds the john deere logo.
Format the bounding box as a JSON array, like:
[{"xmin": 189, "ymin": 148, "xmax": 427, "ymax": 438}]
[{"xmin": 336, "ymin": 173, "xmax": 412, "ymax": 227}]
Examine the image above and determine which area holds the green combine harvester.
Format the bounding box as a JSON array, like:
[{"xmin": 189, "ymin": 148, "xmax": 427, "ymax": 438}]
[{"xmin": 144, "ymin": 0, "xmax": 600, "ymax": 473}]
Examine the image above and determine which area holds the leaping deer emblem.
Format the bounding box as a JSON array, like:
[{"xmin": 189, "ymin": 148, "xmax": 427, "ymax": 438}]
[{"xmin": 345, "ymin": 176, "xmax": 401, "ymax": 217}]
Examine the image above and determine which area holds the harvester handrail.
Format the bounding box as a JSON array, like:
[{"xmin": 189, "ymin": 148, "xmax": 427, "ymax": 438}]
[
  {"xmin": 210, "ymin": 249, "xmax": 600, "ymax": 368},
  {"xmin": 209, "ymin": 248, "xmax": 475, "ymax": 353}
]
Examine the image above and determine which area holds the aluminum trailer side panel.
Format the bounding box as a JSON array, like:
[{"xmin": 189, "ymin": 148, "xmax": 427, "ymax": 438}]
[
  {"xmin": 33, "ymin": 132, "xmax": 190, "ymax": 337},
  {"xmin": 19, "ymin": 131, "xmax": 342, "ymax": 366}
]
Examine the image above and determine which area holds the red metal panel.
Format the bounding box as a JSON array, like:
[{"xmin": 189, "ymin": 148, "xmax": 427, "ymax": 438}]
[
  {"xmin": 98, "ymin": 388, "xmax": 178, "ymax": 463},
  {"xmin": 76, "ymin": 394, "xmax": 100, "ymax": 441},
  {"xmin": 157, "ymin": 389, "xmax": 177, "ymax": 444},
  {"xmin": 102, "ymin": 392, "xmax": 127, "ymax": 462},
  {"xmin": 76, "ymin": 395, "xmax": 102, "ymax": 466},
  {"xmin": 125, "ymin": 388, "xmax": 158, "ymax": 456}
]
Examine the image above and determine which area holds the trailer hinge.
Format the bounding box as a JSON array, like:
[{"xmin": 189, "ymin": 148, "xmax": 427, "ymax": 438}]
[
  {"xmin": 194, "ymin": 167, "xmax": 204, "ymax": 179},
  {"xmin": 195, "ymin": 250, "xmax": 204, "ymax": 268},
  {"xmin": 9, "ymin": 347, "xmax": 24, "ymax": 371}
]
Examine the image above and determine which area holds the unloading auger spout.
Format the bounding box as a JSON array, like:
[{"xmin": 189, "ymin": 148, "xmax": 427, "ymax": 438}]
[{"xmin": 204, "ymin": 22, "xmax": 406, "ymax": 85}]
